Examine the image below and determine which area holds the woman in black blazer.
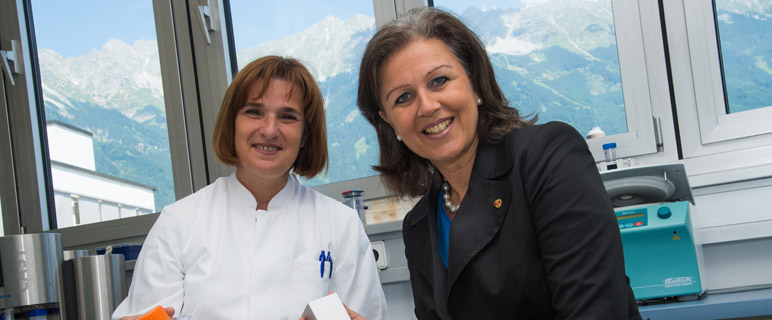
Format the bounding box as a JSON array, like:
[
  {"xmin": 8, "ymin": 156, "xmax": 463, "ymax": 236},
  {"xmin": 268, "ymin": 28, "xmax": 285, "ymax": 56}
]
[{"xmin": 357, "ymin": 7, "xmax": 641, "ymax": 319}]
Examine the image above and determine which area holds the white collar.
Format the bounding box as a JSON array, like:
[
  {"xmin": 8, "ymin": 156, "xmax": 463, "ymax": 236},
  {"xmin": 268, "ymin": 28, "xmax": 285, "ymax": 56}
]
[{"xmin": 226, "ymin": 172, "xmax": 299, "ymax": 212}]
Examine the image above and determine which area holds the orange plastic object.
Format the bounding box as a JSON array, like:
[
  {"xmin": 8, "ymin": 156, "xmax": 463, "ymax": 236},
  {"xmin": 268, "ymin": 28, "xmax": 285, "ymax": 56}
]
[{"xmin": 138, "ymin": 306, "xmax": 171, "ymax": 320}]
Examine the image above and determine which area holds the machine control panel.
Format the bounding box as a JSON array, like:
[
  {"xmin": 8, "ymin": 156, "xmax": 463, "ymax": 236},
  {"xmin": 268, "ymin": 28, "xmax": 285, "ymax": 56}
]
[{"xmin": 616, "ymin": 208, "xmax": 648, "ymax": 229}]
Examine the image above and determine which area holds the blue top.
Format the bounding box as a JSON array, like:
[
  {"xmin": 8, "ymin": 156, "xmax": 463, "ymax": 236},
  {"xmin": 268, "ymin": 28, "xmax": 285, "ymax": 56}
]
[
  {"xmin": 436, "ymin": 191, "xmax": 452, "ymax": 268},
  {"xmin": 602, "ymin": 142, "xmax": 617, "ymax": 149}
]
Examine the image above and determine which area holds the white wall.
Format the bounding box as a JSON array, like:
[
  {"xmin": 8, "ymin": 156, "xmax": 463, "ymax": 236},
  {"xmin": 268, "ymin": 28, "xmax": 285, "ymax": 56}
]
[
  {"xmin": 51, "ymin": 165, "xmax": 155, "ymax": 211},
  {"xmin": 702, "ymin": 238, "xmax": 772, "ymax": 292},
  {"xmin": 692, "ymin": 177, "xmax": 772, "ymax": 292},
  {"xmin": 46, "ymin": 121, "xmax": 156, "ymax": 229},
  {"xmin": 47, "ymin": 123, "xmax": 96, "ymax": 171}
]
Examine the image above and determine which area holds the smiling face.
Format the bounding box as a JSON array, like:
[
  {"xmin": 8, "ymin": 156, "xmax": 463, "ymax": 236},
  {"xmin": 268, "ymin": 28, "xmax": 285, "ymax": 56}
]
[
  {"xmin": 378, "ymin": 38, "xmax": 480, "ymax": 169},
  {"xmin": 234, "ymin": 78, "xmax": 305, "ymax": 182}
]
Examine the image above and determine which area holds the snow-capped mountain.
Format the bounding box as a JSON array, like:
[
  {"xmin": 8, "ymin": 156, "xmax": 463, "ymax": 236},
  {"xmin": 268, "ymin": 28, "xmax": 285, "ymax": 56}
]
[
  {"xmin": 441, "ymin": 0, "xmax": 615, "ymax": 58},
  {"xmin": 484, "ymin": 0, "xmax": 616, "ymax": 59},
  {"xmin": 237, "ymin": 14, "xmax": 375, "ymax": 81},
  {"xmin": 39, "ymin": 39, "xmax": 164, "ymax": 123}
]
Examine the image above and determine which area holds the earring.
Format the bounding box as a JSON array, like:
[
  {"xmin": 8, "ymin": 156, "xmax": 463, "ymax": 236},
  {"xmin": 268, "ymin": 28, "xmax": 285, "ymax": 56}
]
[
  {"xmin": 477, "ymin": 98, "xmax": 482, "ymax": 105},
  {"xmin": 396, "ymin": 135, "xmax": 402, "ymax": 141}
]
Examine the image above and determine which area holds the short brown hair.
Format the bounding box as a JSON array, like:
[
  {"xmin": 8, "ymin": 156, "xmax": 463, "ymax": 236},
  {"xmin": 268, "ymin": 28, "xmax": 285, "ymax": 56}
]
[
  {"xmin": 213, "ymin": 56, "xmax": 328, "ymax": 178},
  {"xmin": 357, "ymin": 7, "xmax": 535, "ymax": 197}
]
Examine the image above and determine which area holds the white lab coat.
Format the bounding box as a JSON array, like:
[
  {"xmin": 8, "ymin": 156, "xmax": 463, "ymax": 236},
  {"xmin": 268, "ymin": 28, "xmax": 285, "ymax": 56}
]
[{"xmin": 112, "ymin": 173, "xmax": 388, "ymax": 319}]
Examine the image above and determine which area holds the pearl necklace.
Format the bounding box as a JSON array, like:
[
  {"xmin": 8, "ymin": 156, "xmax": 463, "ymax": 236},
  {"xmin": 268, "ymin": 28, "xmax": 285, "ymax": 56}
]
[{"xmin": 442, "ymin": 180, "xmax": 460, "ymax": 213}]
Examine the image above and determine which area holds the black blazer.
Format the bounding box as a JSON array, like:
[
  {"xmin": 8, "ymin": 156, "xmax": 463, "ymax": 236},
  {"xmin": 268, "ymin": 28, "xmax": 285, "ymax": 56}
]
[{"xmin": 402, "ymin": 122, "xmax": 641, "ymax": 319}]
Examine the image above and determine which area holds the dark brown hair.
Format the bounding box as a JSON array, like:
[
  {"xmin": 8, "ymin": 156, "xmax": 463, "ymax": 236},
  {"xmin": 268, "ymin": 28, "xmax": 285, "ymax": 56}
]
[
  {"xmin": 357, "ymin": 7, "xmax": 535, "ymax": 197},
  {"xmin": 213, "ymin": 56, "xmax": 328, "ymax": 178}
]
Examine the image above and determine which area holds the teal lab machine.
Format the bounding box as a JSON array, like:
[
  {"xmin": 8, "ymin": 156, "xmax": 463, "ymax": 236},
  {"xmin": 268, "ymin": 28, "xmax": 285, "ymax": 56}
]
[{"xmin": 600, "ymin": 163, "xmax": 704, "ymax": 302}]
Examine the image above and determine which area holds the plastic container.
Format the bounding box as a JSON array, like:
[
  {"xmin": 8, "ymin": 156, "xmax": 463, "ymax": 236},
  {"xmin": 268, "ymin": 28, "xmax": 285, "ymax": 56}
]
[
  {"xmin": 27, "ymin": 308, "xmax": 47, "ymax": 320},
  {"xmin": 342, "ymin": 190, "xmax": 366, "ymax": 225},
  {"xmin": 135, "ymin": 306, "xmax": 195, "ymax": 320},
  {"xmin": 586, "ymin": 126, "xmax": 606, "ymax": 139},
  {"xmin": 603, "ymin": 143, "xmax": 618, "ymax": 170},
  {"xmin": 138, "ymin": 306, "xmax": 170, "ymax": 320}
]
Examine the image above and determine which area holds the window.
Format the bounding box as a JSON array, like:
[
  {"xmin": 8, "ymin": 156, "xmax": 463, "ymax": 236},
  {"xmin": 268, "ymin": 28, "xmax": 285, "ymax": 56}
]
[
  {"xmin": 228, "ymin": 0, "xmax": 380, "ymax": 186},
  {"xmin": 663, "ymin": 0, "xmax": 772, "ymax": 182},
  {"xmin": 0, "ymin": 0, "xmax": 677, "ymax": 236},
  {"xmin": 30, "ymin": 0, "xmax": 175, "ymax": 228},
  {"xmin": 433, "ymin": 0, "xmax": 661, "ymax": 162},
  {"xmin": 714, "ymin": 0, "xmax": 772, "ymax": 114}
]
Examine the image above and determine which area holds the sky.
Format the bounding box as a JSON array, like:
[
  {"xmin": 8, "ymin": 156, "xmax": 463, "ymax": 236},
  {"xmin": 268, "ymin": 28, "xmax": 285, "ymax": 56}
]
[
  {"xmin": 31, "ymin": 0, "xmax": 156, "ymax": 58},
  {"xmin": 28, "ymin": 0, "xmax": 534, "ymax": 58}
]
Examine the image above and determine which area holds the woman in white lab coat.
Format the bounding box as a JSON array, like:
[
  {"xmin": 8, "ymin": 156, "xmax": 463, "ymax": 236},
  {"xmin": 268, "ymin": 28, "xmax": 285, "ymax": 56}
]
[{"xmin": 113, "ymin": 56, "xmax": 388, "ymax": 320}]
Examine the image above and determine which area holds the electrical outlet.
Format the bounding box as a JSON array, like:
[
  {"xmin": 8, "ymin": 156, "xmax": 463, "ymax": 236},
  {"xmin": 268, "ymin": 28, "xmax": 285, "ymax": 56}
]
[{"xmin": 371, "ymin": 241, "xmax": 387, "ymax": 269}]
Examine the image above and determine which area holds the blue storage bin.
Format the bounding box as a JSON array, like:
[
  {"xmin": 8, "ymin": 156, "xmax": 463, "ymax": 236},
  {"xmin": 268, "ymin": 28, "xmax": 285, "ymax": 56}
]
[{"xmin": 96, "ymin": 243, "xmax": 142, "ymax": 260}]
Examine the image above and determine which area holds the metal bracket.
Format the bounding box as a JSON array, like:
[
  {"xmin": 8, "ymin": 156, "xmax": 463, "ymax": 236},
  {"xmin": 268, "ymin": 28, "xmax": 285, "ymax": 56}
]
[
  {"xmin": 1, "ymin": 40, "xmax": 21, "ymax": 86},
  {"xmin": 198, "ymin": 2, "xmax": 214, "ymax": 45}
]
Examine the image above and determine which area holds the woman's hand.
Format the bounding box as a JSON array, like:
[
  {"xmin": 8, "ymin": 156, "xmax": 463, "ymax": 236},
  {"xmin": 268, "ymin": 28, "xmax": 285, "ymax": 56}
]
[
  {"xmin": 342, "ymin": 303, "xmax": 367, "ymax": 320},
  {"xmin": 119, "ymin": 306, "xmax": 175, "ymax": 320}
]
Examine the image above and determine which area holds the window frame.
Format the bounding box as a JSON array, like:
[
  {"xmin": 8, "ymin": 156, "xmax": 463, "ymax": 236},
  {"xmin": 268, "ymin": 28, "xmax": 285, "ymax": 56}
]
[
  {"xmin": 0, "ymin": 0, "xmax": 417, "ymax": 240},
  {"xmin": 581, "ymin": 0, "xmax": 660, "ymax": 162},
  {"xmin": 1, "ymin": 56, "xmax": 21, "ymax": 236},
  {"xmin": 0, "ymin": 0, "xmax": 676, "ymax": 237},
  {"xmin": 662, "ymin": 0, "xmax": 772, "ymax": 186},
  {"xmin": 184, "ymin": 0, "xmax": 235, "ymax": 184},
  {"xmin": 15, "ymin": 0, "xmax": 765, "ymax": 244},
  {"xmin": 0, "ymin": 0, "xmax": 218, "ymax": 243},
  {"xmin": 52, "ymin": 0, "xmax": 229, "ymax": 244},
  {"xmin": 1, "ymin": 0, "xmax": 54, "ymax": 234},
  {"xmin": 315, "ymin": 0, "xmax": 673, "ymax": 201}
]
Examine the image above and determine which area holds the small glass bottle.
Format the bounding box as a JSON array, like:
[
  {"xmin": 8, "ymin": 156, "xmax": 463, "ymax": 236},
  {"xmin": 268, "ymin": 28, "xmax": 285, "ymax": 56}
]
[{"xmin": 603, "ymin": 143, "xmax": 618, "ymax": 170}]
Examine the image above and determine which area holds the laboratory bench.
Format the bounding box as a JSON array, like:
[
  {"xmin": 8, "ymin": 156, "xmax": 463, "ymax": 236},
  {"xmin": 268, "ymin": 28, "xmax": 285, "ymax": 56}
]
[
  {"xmin": 366, "ymin": 220, "xmax": 772, "ymax": 320},
  {"xmin": 637, "ymin": 288, "xmax": 772, "ymax": 320}
]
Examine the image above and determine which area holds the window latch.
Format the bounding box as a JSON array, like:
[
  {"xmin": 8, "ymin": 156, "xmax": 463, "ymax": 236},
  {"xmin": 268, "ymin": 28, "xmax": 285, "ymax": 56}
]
[
  {"xmin": 1, "ymin": 40, "xmax": 21, "ymax": 86},
  {"xmin": 198, "ymin": 2, "xmax": 214, "ymax": 45}
]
